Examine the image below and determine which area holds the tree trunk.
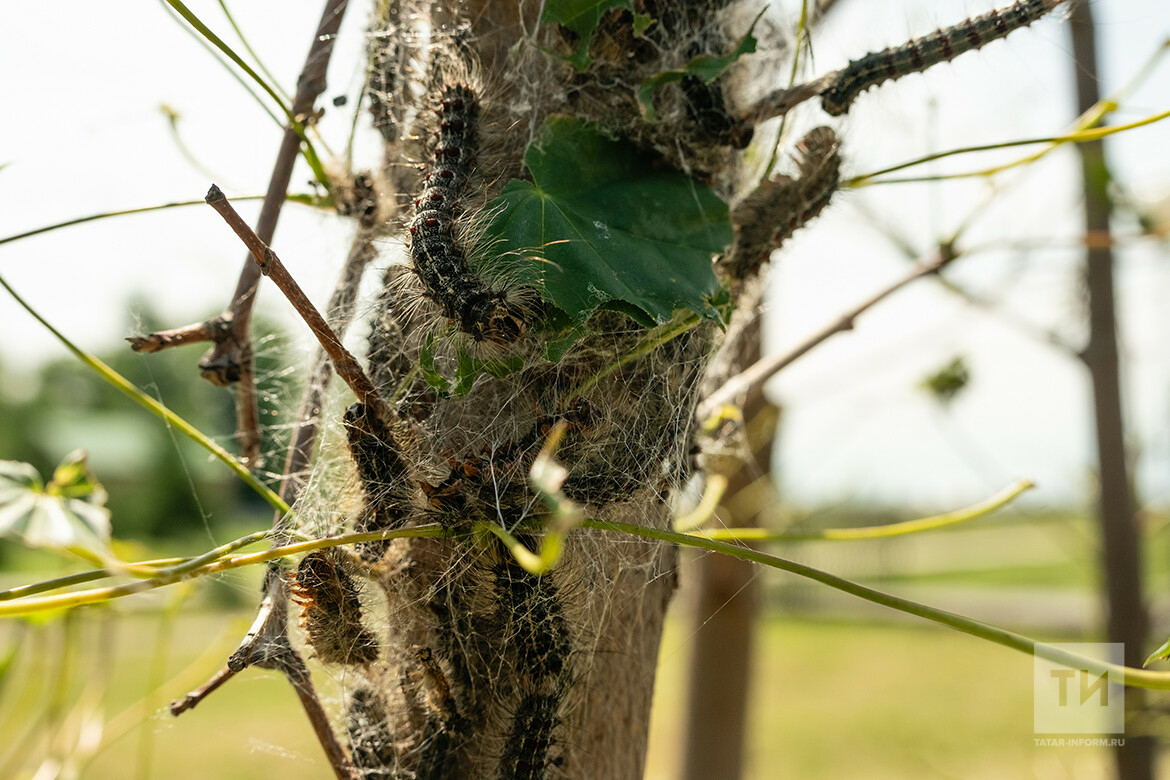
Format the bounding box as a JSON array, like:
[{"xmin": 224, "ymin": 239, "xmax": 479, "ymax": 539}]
[
  {"xmin": 347, "ymin": 3, "xmax": 753, "ymax": 777},
  {"xmin": 1068, "ymin": 3, "xmax": 1154, "ymax": 777},
  {"xmin": 681, "ymin": 302, "xmax": 777, "ymax": 780}
]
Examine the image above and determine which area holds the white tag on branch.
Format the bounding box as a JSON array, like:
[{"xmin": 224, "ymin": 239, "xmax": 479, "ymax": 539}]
[{"xmin": 0, "ymin": 450, "xmax": 112, "ymax": 562}]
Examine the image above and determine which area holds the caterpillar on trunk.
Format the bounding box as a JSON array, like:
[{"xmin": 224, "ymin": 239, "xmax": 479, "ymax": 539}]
[{"xmin": 409, "ymin": 85, "xmax": 527, "ymax": 345}]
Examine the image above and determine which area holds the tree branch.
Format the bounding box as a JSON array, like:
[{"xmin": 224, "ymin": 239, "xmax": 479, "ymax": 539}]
[
  {"xmin": 700, "ymin": 248, "xmax": 957, "ymax": 420},
  {"xmin": 129, "ymin": 0, "xmax": 350, "ymax": 467},
  {"xmin": 204, "ymin": 185, "xmax": 387, "ymax": 419}
]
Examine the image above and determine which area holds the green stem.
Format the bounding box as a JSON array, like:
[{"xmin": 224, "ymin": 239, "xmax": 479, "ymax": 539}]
[
  {"xmin": 0, "ymin": 273, "xmax": 288, "ymax": 514},
  {"xmin": 763, "ymin": 0, "xmax": 810, "ymax": 178},
  {"xmin": 581, "ymin": 518, "xmax": 1170, "ymax": 690},
  {"xmin": 157, "ymin": 0, "xmax": 284, "ymax": 129},
  {"xmin": 695, "ymin": 478, "xmax": 1034, "ymax": 541},
  {"xmin": 162, "ymin": 0, "xmax": 330, "ymax": 187},
  {"xmin": 0, "ymin": 525, "xmax": 452, "ymax": 617},
  {"xmin": 216, "ymin": 0, "xmax": 291, "ymax": 102},
  {"xmin": 0, "ymin": 198, "xmax": 260, "ymax": 247},
  {"xmin": 850, "ymin": 107, "xmax": 1169, "ymax": 187}
]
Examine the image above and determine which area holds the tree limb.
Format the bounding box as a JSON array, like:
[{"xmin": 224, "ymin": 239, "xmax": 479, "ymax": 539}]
[
  {"xmin": 129, "ymin": 0, "xmax": 350, "ymax": 467},
  {"xmin": 700, "ymin": 248, "xmax": 957, "ymax": 420}
]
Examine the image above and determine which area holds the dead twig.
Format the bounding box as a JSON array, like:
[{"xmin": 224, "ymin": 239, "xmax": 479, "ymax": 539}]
[
  {"xmin": 170, "ymin": 568, "xmax": 358, "ymax": 779},
  {"xmin": 128, "ymin": 0, "xmax": 350, "ymax": 467},
  {"xmin": 204, "ymin": 185, "xmax": 387, "ymax": 420}
]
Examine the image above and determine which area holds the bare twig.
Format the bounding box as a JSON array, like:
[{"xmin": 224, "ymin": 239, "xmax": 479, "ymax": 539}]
[
  {"xmin": 204, "ymin": 185, "xmax": 387, "ymax": 419},
  {"xmin": 160, "ymin": 4, "xmax": 359, "ymax": 773},
  {"xmin": 281, "ymin": 651, "xmax": 360, "ymax": 780},
  {"xmin": 126, "ymin": 319, "xmax": 230, "ymax": 354},
  {"xmin": 169, "ymin": 204, "xmax": 384, "ymax": 762},
  {"xmin": 700, "ymin": 249, "xmax": 957, "ymax": 420},
  {"xmin": 130, "ymin": 0, "xmax": 350, "ymax": 467},
  {"xmin": 169, "ymin": 568, "xmax": 358, "ymax": 779},
  {"xmin": 169, "ymin": 664, "xmax": 236, "ymax": 716}
]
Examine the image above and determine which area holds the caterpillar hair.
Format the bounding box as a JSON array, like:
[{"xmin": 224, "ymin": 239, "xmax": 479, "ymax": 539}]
[
  {"xmin": 344, "ymin": 401, "xmax": 413, "ymax": 560},
  {"xmin": 725, "ymin": 126, "xmax": 840, "ymax": 280},
  {"xmin": 497, "ymin": 691, "xmax": 564, "ymax": 780},
  {"xmin": 346, "ymin": 685, "xmax": 397, "ymax": 778}
]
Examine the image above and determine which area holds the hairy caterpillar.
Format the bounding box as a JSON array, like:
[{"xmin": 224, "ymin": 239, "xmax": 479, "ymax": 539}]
[
  {"xmin": 491, "ymin": 552, "xmax": 572, "ymax": 780},
  {"xmin": 726, "ymin": 126, "xmax": 840, "ymax": 280},
  {"xmin": 291, "ymin": 550, "xmax": 379, "ymax": 666},
  {"xmin": 821, "ymin": 0, "xmax": 1054, "ymax": 116},
  {"xmin": 343, "ymin": 401, "xmax": 412, "ymax": 560},
  {"xmin": 498, "ymin": 692, "xmax": 564, "ymax": 780},
  {"xmin": 409, "ymin": 85, "xmax": 527, "ymax": 345},
  {"xmin": 346, "ymin": 686, "xmax": 397, "ymax": 779}
]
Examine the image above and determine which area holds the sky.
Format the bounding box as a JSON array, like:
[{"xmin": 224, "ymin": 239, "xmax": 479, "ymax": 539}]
[{"xmin": 2, "ymin": 0, "xmax": 1170, "ymax": 513}]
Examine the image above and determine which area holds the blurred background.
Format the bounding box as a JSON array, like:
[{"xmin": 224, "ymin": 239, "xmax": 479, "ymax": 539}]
[{"xmin": 2, "ymin": 0, "xmax": 1170, "ymax": 777}]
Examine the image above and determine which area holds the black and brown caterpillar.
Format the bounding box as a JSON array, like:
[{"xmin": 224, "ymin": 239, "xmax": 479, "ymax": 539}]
[
  {"xmin": 409, "ymin": 85, "xmax": 526, "ymax": 345},
  {"xmin": 821, "ymin": 0, "xmax": 1055, "ymax": 116},
  {"xmin": 291, "ymin": 550, "xmax": 379, "ymax": 666}
]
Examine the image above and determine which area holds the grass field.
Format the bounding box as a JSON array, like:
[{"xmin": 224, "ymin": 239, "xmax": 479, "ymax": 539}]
[
  {"xmin": 2, "ymin": 600, "xmax": 1165, "ymax": 778},
  {"xmin": 2, "ymin": 512, "xmax": 1167, "ymax": 778}
]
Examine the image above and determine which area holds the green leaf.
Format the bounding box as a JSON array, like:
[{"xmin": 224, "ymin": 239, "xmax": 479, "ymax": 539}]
[
  {"xmin": 922, "ymin": 356, "xmax": 971, "ymax": 405},
  {"xmin": 0, "ymin": 452, "xmax": 112, "ymax": 561},
  {"xmin": 541, "ymin": 0, "xmax": 633, "ymax": 71},
  {"xmin": 1145, "ymin": 638, "xmax": 1170, "ymax": 667},
  {"xmin": 418, "ymin": 335, "xmax": 524, "ymax": 398},
  {"xmin": 484, "ymin": 117, "xmax": 729, "ymax": 326},
  {"xmin": 637, "ymin": 10, "xmax": 763, "ymax": 120}
]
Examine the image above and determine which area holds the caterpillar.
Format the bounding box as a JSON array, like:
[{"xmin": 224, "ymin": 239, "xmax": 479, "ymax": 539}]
[
  {"xmin": 346, "ymin": 686, "xmax": 397, "ymax": 778},
  {"xmin": 343, "ymin": 401, "xmax": 411, "ymax": 560},
  {"xmin": 726, "ymin": 126, "xmax": 840, "ymax": 280},
  {"xmin": 291, "ymin": 550, "xmax": 379, "ymax": 666},
  {"xmin": 412, "ymin": 646, "xmax": 462, "ymax": 727},
  {"xmin": 409, "ymin": 85, "xmax": 527, "ymax": 345},
  {"xmin": 820, "ymin": 0, "xmax": 1056, "ymax": 116},
  {"xmin": 498, "ymin": 692, "xmax": 564, "ymax": 780},
  {"xmin": 491, "ymin": 552, "xmax": 571, "ymax": 780}
]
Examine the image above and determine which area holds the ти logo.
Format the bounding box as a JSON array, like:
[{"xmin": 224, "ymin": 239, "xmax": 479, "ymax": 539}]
[{"xmin": 1034, "ymin": 643, "xmax": 1125, "ymax": 734}]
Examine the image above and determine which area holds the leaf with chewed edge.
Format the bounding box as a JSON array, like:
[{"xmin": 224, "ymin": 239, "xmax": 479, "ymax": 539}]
[{"xmin": 485, "ymin": 116, "xmax": 729, "ymax": 326}]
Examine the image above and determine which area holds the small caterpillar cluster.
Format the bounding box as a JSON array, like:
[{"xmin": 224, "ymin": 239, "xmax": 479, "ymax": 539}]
[
  {"xmin": 291, "ymin": 550, "xmax": 379, "ymax": 666},
  {"xmin": 821, "ymin": 0, "xmax": 1052, "ymax": 116},
  {"xmin": 409, "ymin": 85, "xmax": 527, "ymax": 345},
  {"xmin": 725, "ymin": 126, "xmax": 840, "ymax": 280}
]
